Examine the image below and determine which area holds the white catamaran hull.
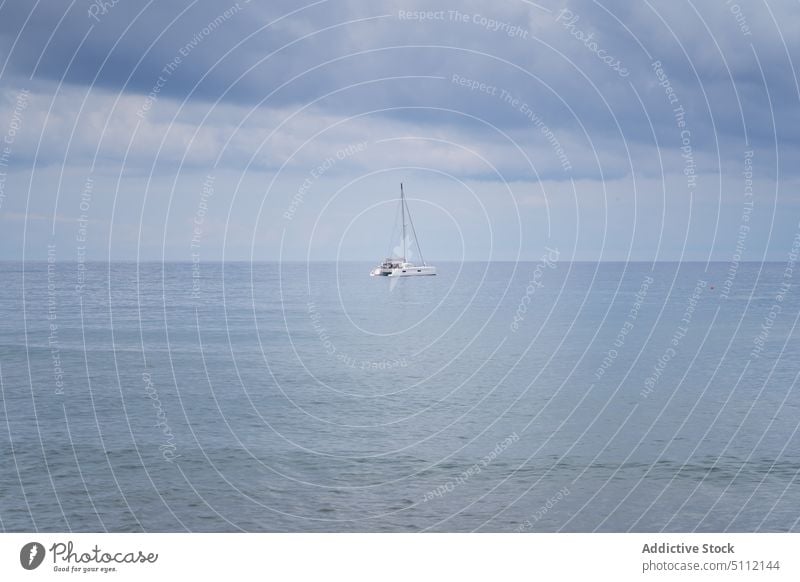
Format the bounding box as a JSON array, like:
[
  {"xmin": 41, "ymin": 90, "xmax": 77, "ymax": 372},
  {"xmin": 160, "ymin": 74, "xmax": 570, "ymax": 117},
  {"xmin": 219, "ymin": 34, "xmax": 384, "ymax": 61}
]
[{"xmin": 370, "ymin": 265, "xmax": 437, "ymax": 277}]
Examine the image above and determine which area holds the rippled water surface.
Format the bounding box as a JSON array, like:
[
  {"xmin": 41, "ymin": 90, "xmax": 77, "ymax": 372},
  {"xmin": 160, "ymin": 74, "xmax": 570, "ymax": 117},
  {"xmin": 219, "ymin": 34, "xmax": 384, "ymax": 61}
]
[{"xmin": 1, "ymin": 261, "xmax": 799, "ymax": 531}]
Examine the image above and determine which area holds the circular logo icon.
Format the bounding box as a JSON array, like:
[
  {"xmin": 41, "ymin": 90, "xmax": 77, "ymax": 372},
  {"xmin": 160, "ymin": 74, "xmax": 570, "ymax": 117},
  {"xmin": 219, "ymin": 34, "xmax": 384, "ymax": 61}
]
[{"xmin": 20, "ymin": 542, "xmax": 45, "ymax": 570}]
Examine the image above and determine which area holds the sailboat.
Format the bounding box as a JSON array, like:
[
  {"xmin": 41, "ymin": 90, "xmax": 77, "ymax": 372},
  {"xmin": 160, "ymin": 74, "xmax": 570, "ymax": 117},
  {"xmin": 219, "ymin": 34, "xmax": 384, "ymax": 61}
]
[{"xmin": 370, "ymin": 183, "xmax": 437, "ymax": 277}]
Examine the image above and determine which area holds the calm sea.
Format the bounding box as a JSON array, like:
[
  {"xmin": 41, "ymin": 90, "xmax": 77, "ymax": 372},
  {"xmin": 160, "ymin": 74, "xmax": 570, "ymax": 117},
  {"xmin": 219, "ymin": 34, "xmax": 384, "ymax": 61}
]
[{"xmin": 1, "ymin": 261, "xmax": 799, "ymax": 532}]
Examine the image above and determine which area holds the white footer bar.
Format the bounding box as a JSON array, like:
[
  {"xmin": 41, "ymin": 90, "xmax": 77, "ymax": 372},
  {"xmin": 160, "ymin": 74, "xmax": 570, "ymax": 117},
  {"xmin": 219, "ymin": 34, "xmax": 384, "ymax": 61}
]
[{"xmin": 2, "ymin": 533, "xmax": 797, "ymax": 581}]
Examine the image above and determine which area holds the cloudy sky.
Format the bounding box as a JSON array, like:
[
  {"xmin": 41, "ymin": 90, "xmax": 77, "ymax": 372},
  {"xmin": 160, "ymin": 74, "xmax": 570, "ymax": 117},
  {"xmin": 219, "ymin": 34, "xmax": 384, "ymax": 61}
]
[{"xmin": 0, "ymin": 0, "xmax": 798, "ymax": 261}]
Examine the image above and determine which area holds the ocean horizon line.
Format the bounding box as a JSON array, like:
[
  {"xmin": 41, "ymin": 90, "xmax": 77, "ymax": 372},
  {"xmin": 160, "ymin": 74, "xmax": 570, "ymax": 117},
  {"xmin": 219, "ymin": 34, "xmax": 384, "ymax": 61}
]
[{"xmin": 1, "ymin": 259, "xmax": 786, "ymax": 264}]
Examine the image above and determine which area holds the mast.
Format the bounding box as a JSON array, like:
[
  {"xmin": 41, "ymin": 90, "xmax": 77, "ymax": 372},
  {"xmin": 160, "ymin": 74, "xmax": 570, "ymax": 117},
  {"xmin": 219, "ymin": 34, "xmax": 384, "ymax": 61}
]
[
  {"xmin": 400, "ymin": 183, "xmax": 407, "ymax": 262},
  {"xmin": 406, "ymin": 187, "xmax": 426, "ymax": 266}
]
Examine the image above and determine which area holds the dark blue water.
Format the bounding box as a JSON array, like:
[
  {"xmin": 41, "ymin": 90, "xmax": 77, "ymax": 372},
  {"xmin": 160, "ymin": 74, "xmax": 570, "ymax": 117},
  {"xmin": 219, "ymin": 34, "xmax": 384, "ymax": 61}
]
[{"xmin": 1, "ymin": 261, "xmax": 799, "ymax": 532}]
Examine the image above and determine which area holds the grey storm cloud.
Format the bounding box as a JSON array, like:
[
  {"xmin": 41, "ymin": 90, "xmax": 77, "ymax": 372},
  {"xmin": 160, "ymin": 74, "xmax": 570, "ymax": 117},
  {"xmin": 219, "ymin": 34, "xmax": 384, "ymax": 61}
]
[
  {"xmin": 2, "ymin": 0, "xmax": 796, "ymax": 146},
  {"xmin": 1, "ymin": 0, "xmax": 797, "ymax": 173},
  {"xmin": 1, "ymin": 0, "xmax": 799, "ymax": 260}
]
